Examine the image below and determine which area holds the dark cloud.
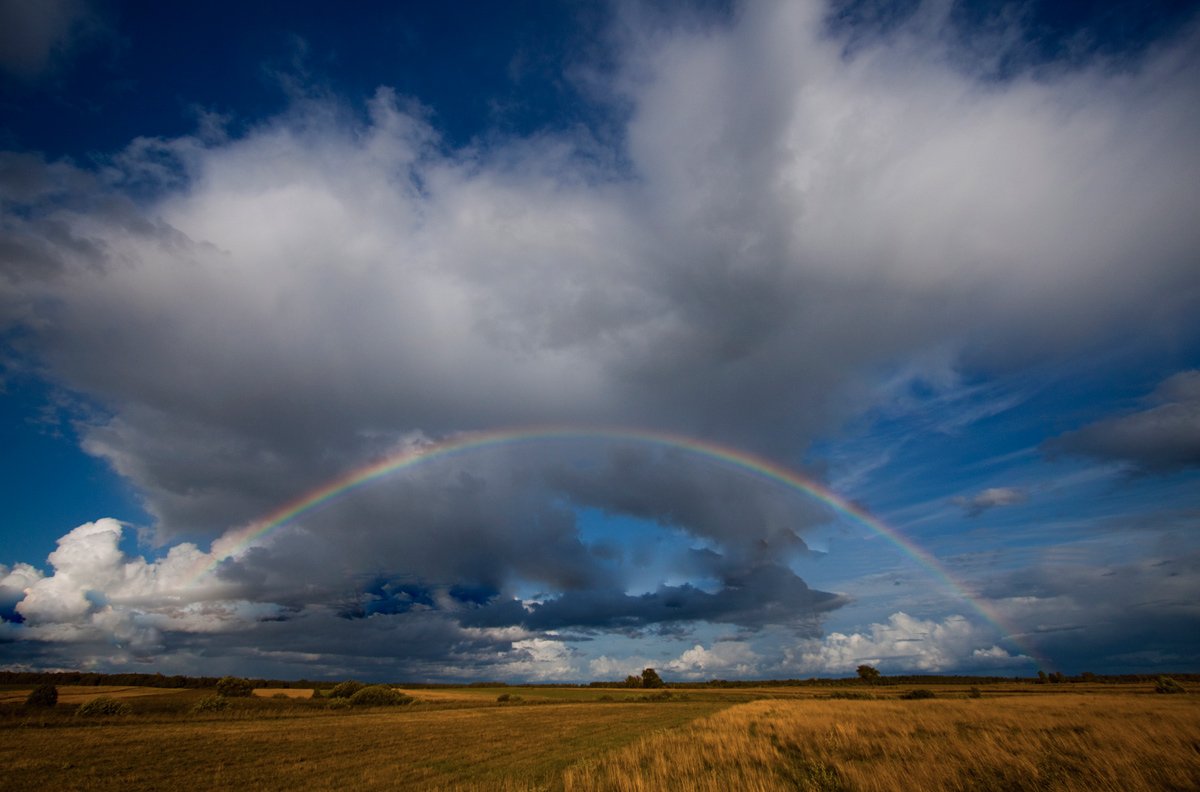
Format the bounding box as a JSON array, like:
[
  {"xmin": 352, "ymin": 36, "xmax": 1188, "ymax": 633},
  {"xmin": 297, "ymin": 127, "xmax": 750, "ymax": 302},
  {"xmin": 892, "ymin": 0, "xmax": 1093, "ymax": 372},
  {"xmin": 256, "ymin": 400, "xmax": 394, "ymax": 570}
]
[
  {"xmin": 979, "ymin": 548, "xmax": 1200, "ymax": 672},
  {"xmin": 1045, "ymin": 371, "xmax": 1200, "ymax": 473}
]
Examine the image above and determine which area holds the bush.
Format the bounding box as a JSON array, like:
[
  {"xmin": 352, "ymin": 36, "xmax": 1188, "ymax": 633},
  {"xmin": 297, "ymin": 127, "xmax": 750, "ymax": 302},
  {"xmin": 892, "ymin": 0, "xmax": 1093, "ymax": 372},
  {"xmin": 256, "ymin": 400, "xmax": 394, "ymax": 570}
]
[
  {"xmin": 827, "ymin": 691, "xmax": 876, "ymax": 700},
  {"xmin": 325, "ymin": 698, "xmax": 351, "ymax": 710},
  {"xmin": 190, "ymin": 695, "xmax": 231, "ymax": 714},
  {"xmin": 968, "ymin": 687, "xmax": 982, "ymax": 699},
  {"xmin": 348, "ymin": 685, "xmax": 413, "ymax": 707},
  {"xmin": 496, "ymin": 693, "xmax": 522, "ymax": 703},
  {"xmin": 25, "ymin": 684, "xmax": 58, "ymax": 708},
  {"xmin": 1155, "ymin": 677, "xmax": 1186, "ymax": 694},
  {"xmin": 329, "ymin": 680, "xmax": 366, "ymax": 699},
  {"xmin": 76, "ymin": 697, "xmax": 132, "ymax": 717},
  {"xmin": 900, "ymin": 689, "xmax": 936, "ymax": 700},
  {"xmin": 215, "ymin": 676, "xmax": 253, "ymax": 697}
]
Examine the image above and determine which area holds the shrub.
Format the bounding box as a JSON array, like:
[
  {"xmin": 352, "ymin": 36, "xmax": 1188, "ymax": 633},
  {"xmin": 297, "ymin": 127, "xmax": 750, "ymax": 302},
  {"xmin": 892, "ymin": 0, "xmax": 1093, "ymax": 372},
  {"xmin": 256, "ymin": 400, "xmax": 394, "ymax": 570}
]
[
  {"xmin": 325, "ymin": 698, "xmax": 351, "ymax": 710},
  {"xmin": 900, "ymin": 689, "xmax": 936, "ymax": 700},
  {"xmin": 215, "ymin": 676, "xmax": 253, "ymax": 697},
  {"xmin": 348, "ymin": 685, "xmax": 413, "ymax": 707},
  {"xmin": 856, "ymin": 664, "xmax": 881, "ymax": 683},
  {"xmin": 1154, "ymin": 677, "xmax": 1186, "ymax": 694},
  {"xmin": 76, "ymin": 697, "xmax": 132, "ymax": 717},
  {"xmin": 190, "ymin": 695, "xmax": 231, "ymax": 714},
  {"xmin": 497, "ymin": 693, "xmax": 511, "ymax": 702},
  {"xmin": 968, "ymin": 687, "xmax": 982, "ymax": 699},
  {"xmin": 25, "ymin": 684, "xmax": 58, "ymax": 708},
  {"xmin": 329, "ymin": 680, "xmax": 366, "ymax": 699},
  {"xmin": 827, "ymin": 691, "xmax": 876, "ymax": 700}
]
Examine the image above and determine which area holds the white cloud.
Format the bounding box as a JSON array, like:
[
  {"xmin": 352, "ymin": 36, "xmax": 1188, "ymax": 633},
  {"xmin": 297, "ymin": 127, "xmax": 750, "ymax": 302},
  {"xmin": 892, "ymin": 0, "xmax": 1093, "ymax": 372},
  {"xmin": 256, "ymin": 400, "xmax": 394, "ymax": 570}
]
[
  {"xmin": 665, "ymin": 641, "xmax": 759, "ymax": 678},
  {"xmin": 785, "ymin": 612, "xmax": 1027, "ymax": 673}
]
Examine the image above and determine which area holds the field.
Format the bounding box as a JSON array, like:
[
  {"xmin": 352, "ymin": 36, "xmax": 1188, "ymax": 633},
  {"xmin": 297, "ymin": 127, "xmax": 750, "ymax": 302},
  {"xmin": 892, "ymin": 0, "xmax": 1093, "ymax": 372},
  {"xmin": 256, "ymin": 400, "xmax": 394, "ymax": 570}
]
[{"xmin": 1, "ymin": 683, "xmax": 1197, "ymax": 790}]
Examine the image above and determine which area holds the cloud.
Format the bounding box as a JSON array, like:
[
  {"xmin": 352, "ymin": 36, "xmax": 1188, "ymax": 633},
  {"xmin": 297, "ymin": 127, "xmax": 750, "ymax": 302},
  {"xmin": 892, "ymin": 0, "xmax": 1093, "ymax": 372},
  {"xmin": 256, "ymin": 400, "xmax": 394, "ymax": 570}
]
[
  {"xmin": 952, "ymin": 486, "xmax": 1027, "ymax": 517},
  {"xmin": 1, "ymin": 2, "xmax": 1199, "ymax": 676},
  {"xmin": 978, "ymin": 547, "xmax": 1200, "ymax": 672},
  {"xmin": 665, "ymin": 640, "xmax": 759, "ymax": 678},
  {"xmin": 784, "ymin": 612, "xmax": 1028, "ymax": 673},
  {"xmin": 1045, "ymin": 370, "xmax": 1200, "ymax": 473}
]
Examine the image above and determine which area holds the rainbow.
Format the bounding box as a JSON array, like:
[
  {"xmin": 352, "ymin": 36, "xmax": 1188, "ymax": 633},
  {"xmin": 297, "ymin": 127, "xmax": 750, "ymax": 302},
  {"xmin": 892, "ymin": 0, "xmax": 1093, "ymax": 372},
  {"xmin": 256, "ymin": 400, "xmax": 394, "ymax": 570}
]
[{"xmin": 191, "ymin": 425, "xmax": 1045, "ymax": 667}]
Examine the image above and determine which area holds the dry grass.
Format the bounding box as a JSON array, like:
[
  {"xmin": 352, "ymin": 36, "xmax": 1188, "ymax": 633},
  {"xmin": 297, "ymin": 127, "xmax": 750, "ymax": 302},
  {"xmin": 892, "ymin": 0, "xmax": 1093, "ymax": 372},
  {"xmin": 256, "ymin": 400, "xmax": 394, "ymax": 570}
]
[
  {"xmin": 0, "ymin": 699, "xmax": 721, "ymax": 791},
  {"xmin": 562, "ymin": 694, "xmax": 1200, "ymax": 792},
  {"xmin": 2, "ymin": 684, "xmax": 1195, "ymax": 790}
]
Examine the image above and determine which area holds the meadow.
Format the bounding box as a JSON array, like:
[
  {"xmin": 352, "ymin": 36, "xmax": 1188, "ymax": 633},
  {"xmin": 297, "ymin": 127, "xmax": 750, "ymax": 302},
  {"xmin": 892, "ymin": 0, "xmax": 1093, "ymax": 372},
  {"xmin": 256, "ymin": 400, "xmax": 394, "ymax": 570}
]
[{"xmin": 1, "ymin": 682, "xmax": 1196, "ymax": 790}]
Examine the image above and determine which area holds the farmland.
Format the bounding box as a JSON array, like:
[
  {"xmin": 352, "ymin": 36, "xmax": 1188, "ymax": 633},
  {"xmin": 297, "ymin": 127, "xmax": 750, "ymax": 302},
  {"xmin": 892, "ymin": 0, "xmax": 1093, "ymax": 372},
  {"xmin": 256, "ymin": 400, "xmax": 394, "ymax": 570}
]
[{"xmin": 2, "ymin": 682, "xmax": 1197, "ymax": 790}]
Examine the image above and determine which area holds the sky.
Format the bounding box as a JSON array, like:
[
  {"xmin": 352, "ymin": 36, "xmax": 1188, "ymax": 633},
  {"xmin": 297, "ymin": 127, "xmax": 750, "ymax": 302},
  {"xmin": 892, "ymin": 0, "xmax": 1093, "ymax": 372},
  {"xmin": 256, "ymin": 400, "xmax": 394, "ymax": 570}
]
[{"xmin": 1, "ymin": 0, "xmax": 1198, "ymax": 683}]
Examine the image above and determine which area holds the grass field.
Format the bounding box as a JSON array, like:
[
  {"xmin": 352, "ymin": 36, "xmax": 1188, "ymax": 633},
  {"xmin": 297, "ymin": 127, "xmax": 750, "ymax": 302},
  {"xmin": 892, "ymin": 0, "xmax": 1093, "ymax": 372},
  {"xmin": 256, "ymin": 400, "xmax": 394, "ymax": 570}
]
[{"xmin": 1, "ymin": 683, "xmax": 1196, "ymax": 790}]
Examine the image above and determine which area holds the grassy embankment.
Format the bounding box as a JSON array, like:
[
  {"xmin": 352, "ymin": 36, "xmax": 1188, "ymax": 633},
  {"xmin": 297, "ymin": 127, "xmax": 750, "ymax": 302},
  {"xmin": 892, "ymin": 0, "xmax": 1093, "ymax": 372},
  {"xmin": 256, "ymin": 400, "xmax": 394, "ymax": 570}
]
[{"xmin": 1, "ymin": 683, "xmax": 1197, "ymax": 790}]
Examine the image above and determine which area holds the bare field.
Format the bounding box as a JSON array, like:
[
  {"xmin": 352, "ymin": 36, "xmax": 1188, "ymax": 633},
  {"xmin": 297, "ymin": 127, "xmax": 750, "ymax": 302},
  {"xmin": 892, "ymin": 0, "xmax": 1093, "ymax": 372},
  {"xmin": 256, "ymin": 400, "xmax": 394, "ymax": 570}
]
[
  {"xmin": 251, "ymin": 688, "xmax": 315, "ymax": 699},
  {"xmin": 1, "ymin": 684, "xmax": 1196, "ymax": 790}
]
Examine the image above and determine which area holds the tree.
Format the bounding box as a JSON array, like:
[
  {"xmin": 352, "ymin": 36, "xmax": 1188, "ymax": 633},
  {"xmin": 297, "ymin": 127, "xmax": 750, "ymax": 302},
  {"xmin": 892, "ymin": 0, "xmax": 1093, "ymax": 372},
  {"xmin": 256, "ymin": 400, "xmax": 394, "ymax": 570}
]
[
  {"xmin": 641, "ymin": 668, "xmax": 665, "ymax": 689},
  {"xmin": 215, "ymin": 676, "xmax": 253, "ymax": 697},
  {"xmin": 856, "ymin": 665, "xmax": 880, "ymax": 684},
  {"xmin": 624, "ymin": 675, "xmax": 643, "ymax": 688}
]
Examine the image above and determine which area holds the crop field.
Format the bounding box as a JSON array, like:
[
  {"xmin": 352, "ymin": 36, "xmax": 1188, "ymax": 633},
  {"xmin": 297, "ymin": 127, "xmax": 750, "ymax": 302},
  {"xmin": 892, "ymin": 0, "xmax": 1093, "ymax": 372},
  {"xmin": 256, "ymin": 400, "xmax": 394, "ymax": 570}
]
[{"xmin": 1, "ymin": 683, "xmax": 1197, "ymax": 791}]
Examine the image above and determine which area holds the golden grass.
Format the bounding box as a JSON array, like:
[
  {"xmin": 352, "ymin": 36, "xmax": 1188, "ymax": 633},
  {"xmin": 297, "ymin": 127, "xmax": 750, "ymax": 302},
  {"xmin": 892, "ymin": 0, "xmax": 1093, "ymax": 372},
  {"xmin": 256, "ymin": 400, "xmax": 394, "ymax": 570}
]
[
  {"xmin": 251, "ymin": 688, "xmax": 314, "ymax": 699},
  {"xmin": 562, "ymin": 694, "xmax": 1200, "ymax": 792}
]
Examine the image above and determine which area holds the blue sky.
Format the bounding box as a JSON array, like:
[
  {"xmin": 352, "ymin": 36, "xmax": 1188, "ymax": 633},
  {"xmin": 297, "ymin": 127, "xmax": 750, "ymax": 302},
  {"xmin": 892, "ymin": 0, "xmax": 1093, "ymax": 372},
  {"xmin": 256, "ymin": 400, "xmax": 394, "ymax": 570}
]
[{"xmin": 1, "ymin": 0, "xmax": 1198, "ymax": 682}]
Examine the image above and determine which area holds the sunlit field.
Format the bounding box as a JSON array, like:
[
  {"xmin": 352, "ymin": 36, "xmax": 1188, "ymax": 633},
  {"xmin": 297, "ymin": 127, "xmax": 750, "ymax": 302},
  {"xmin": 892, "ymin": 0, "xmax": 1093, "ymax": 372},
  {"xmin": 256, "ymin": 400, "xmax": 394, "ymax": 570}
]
[{"xmin": 2, "ymin": 684, "xmax": 1196, "ymax": 791}]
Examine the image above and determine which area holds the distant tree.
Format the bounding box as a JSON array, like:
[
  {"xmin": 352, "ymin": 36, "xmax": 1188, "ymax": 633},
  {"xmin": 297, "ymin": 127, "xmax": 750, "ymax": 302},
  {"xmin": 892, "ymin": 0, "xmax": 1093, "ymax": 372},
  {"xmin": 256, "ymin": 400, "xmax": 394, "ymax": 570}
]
[
  {"xmin": 1079, "ymin": 671, "xmax": 1097, "ymax": 683},
  {"xmin": 641, "ymin": 668, "xmax": 665, "ymax": 689},
  {"xmin": 624, "ymin": 674, "xmax": 643, "ymax": 688},
  {"xmin": 1036, "ymin": 670, "xmax": 1048, "ymax": 684},
  {"xmin": 856, "ymin": 665, "xmax": 881, "ymax": 684},
  {"xmin": 215, "ymin": 676, "xmax": 253, "ymax": 697},
  {"xmin": 25, "ymin": 684, "xmax": 58, "ymax": 708}
]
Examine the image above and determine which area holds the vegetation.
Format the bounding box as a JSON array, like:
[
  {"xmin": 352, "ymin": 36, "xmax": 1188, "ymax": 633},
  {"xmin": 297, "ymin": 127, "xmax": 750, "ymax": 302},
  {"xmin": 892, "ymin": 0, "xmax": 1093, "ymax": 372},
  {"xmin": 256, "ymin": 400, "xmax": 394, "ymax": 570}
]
[
  {"xmin": 856, "ymin": 664, "xmax": 880, "ymax": 683},
  {"xmin": 641, "ymin": 668, "xmax": 665, "ymax": 689},
  {"xmin": 1155, "ymin": 676, "xmax": 1186, "ymax": 694},
  {"xmin": 347, "ymin": 685, "xmax": 413, "ymax": 707},
  {"xmin": 24, "ymin": 684, "xmax": 57, "ymax": 708},
  {"xmin": 190, "ymin": 695, "xmax": 231, "ymax": 714},
  {"xmin": 563, "ymin": 694, "xmax": 1200, "ymax": 791},
  {"xmin": 75, "ymin": 697, "xmax": 132, "ymax": 717},
  {"xmin": 328, "ymin": 680, "xmax": 366, "ymax": 699},
  {"xmin": 215, "ymin": 676, "xmax": 253, "ymax": 697},
  {"xmin": 899, "ymin": 688, "xmax": 936, "ymax": 700},
  {"xmin": 2, "ymin": 678, "xmax": 1198, "ymax": 790}
]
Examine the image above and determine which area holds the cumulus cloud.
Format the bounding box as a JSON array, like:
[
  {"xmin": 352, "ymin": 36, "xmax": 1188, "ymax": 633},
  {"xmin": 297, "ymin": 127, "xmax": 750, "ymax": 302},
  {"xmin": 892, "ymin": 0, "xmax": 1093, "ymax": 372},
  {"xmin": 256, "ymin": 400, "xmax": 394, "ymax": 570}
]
[
  {"xmin": 2, "ymin": 1, "xmax": 1199, "ymax": 675},
  {"xmin": 952, "ymin": 486, "xmax": 1027, "ymax": 517},
  {"xmin": 785, "ymin": 612, "xmax": 1028, "ymax": 673},
  {"xmin": 665, "ymin": 640, "xmax": 760, "ymax": 678},
  {"xmin": 1046, "ymin": 370, "xmax": 1200, "ymax": 472}
]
